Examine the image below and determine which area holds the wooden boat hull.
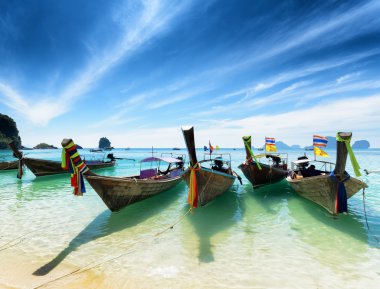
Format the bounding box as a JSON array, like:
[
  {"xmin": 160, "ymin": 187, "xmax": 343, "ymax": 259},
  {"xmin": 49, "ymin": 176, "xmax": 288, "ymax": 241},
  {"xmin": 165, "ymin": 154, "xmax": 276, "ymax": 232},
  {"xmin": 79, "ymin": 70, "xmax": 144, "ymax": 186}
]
[
  {"xmin": 0, "ymin": 160, "xmax": 18, "ymax": 170},
  {"xmin": 286, "ymin": 175, "xmax": 367, "ymax": 214},
  {"xmin": 238, "ymin": 162, "xmax": 287, "ymax": 187},
  {"xmin": 182, "ymin": 167, "xmax": 235, "ymax": 206},
  {"xmin": 23, "ymin": 158, "xmax": 115, "ymax": 177},
  {"xmin": 85, "ymin": 174, "xmax": 183, "ymax": 212}
]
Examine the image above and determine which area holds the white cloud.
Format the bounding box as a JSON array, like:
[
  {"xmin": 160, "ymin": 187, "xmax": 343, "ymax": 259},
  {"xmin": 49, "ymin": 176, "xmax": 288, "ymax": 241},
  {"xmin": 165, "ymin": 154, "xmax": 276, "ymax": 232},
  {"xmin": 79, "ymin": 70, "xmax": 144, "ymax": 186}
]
[
  {"xmin": 194, "ymin": 94, "xmax": 380, "ymax": 147},
  {"xmin": 62, "ymin": 94, "xmax": 380, "ymax": 148}
]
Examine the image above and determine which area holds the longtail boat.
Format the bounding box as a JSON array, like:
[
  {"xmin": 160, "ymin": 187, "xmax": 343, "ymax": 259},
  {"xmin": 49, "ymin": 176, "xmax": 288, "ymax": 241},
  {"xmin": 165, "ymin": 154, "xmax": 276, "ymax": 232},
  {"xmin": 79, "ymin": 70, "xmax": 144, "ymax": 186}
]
[
  {"xmin": 286, "ymin": 132, "xmax": 367, "ymax": 215},
  {"xmin": 8, "ymin": 142, "xmax": 115, "ymax": 177},
  {"xmin": 61, "ymin": 138, "xmax": 184, "ymax": 212},
  {"xmin": 0, "ymin": 160, "xmax": 18, "ymax": 170},
  {"xmin": 238, "ymin": 136, "xmax": 288, "ymax": 187},
  {"xmin": 181, "ymin": 126, "xmax": 236, "ymax": 208}
]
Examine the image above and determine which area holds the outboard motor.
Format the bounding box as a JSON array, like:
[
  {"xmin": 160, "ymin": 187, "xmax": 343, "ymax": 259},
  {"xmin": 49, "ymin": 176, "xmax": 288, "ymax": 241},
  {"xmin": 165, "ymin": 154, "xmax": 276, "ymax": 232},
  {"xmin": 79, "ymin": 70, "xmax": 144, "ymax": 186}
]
[
  {"xmin": 176, "ymin": 156, "xmax": 184, "ymax": 169},
  {"xmin": 107, "ymin": 153, "xmax": 116, "ymax": 161},
  {"xmin": 297, "ymin": 155, "xmax": 309, "ymax": 169}
]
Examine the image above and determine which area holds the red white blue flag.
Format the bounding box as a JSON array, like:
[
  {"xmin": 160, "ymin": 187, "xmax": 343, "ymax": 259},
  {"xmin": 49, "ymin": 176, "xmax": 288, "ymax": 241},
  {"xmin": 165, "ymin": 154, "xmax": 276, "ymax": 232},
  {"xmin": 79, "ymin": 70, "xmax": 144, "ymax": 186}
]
[
  {"xmin": 265, "ymin": 137, "xmax": 277, "ymax": 152},
  {"xmin": 265, "ymin": 137, "xmax": 275, "ymax": 145},
  {"xmin": 313, "ymin": 135, "xmax": 328, "ymax": 147}
]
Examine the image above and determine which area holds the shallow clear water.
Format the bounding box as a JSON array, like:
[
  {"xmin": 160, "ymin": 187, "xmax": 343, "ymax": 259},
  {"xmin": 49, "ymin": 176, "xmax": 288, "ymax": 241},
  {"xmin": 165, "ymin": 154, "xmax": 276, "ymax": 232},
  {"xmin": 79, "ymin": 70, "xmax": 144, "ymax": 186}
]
[{"xmin": 1, "ymin": 148, "xmax": 380, "ymax": 288}]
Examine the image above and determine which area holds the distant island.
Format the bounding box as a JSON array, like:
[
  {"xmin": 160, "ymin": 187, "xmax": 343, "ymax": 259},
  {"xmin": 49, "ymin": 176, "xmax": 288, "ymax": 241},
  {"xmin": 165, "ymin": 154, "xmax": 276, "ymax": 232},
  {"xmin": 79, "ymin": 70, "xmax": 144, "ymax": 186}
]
[
  {"xmin": 34, "ymin": 143, "xmax": 58, "ymax": 149},
  {"xmin": 352, "ymin": 140, "xmax": 370, "ymax": 149},
  {"xmin": 0, "ymin": 113, "xmax": 22, "ymax": 149},
  {"xmin": 99, "ymin": 137, "xmax": 111, "ymax": 149}
]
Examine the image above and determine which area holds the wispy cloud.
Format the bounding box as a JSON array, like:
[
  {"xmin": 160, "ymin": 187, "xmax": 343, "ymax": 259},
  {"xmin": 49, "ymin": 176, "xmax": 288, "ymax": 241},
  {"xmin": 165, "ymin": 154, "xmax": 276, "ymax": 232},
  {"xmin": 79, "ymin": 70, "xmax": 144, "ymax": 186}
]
[
  {"xmin": 336, "ymin": 72, "xmax": 361, "ymax": 84},
  {"xmin": 0, "ymin": 0, "xmax": 192, "ymax": 125},
  {"xmin": 79, "ymin": 94, "xmax": 380, "ymax": 148},
  {"xmin": 147, "ymin": 85, "xmax": 213, "ymax": 109},
  {"xmin": 193, "ymin": 94, "xmax": 380, "ymax": 147}
]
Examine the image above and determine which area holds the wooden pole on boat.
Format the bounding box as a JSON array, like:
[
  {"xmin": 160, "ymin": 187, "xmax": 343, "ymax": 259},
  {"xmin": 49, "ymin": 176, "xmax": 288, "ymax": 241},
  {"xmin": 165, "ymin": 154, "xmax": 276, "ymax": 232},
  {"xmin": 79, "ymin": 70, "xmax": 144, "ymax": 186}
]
[
  {"xmin": 182, "ymin": 126, "xmax": 198, "ymax": 167},
  {"xmin": 242, "ymin": 136, "xmax": 251, "ymax": 160},
  {"xmin": 333, "ymin": 132, "xmax": 351, "ymax": 178},
  {"xmin": 7, "ymin": 141, "xmax": 23, "ymax": 159}
]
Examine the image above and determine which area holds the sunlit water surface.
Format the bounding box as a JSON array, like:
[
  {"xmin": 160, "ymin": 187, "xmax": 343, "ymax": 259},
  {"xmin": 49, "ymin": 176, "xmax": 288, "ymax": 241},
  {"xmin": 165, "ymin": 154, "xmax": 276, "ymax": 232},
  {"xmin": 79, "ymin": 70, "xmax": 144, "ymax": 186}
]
[{"xmin": 0, "ymin": 148, "xmax": 380, "ymax": 288}]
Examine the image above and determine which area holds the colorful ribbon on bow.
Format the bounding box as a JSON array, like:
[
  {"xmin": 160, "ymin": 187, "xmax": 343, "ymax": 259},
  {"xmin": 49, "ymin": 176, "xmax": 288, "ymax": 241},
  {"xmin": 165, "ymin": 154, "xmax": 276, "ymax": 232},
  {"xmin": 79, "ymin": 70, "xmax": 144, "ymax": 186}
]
[
  {"xmin": 336, "ymin": 133, "xmax": 361, "ymax": 177},
  {"xmin": 330, "ymin": 171, "xmax": 350, "ymax": 214},
  {"xmin": 188, "ymin": 163, "xmax": 200, "ymax": 209},
  {"xmin": 61, "ymin": 140, "xmax": 89, "ymax": 196}
]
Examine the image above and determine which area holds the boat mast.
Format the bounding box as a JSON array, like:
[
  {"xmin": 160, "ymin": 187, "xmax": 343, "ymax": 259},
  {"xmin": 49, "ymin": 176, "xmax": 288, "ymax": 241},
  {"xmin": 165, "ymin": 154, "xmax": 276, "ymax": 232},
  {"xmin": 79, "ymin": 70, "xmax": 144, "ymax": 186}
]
[
  {"xmin": 182, "ymin": 126, "xmax": 198, "ymax": 167},
  {"xmin": 8, "ymin": 141, "xmax": 23, "ymax": 159},
  {"xmin": 333, "ymin": 132, "xmax": 351, "ymax": 178},
  {"xmin": 242, "ymin": 136, "xmax": 251, "ymax": 160}
]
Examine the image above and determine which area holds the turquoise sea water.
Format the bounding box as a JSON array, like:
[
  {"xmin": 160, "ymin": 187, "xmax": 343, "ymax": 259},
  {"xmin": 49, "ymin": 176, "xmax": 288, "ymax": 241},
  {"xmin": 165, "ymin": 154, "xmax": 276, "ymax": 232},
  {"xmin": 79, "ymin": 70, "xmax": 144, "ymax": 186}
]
[{"xmin": 1, "ymin": 148, "xmax": 380, "ymax": 288}]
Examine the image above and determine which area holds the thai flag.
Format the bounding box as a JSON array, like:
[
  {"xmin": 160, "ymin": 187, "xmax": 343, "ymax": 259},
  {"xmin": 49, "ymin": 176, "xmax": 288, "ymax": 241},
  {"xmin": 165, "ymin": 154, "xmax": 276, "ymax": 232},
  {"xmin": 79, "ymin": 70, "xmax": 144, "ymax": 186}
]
[
  {"xmin": 313, "ymin": 135, "xmax": 328, "ymax": 147},
  {"xmin": 265, "ymin": 137, "xmax": 275, "ymax": 146}
]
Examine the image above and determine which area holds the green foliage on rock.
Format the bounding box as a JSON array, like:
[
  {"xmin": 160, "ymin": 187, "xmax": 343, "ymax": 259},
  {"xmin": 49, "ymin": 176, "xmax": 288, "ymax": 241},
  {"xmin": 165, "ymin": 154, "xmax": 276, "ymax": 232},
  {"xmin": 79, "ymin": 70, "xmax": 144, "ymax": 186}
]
[{"xmin": 0, "ymin": 114, "xmax": 22, "ymax": 149}]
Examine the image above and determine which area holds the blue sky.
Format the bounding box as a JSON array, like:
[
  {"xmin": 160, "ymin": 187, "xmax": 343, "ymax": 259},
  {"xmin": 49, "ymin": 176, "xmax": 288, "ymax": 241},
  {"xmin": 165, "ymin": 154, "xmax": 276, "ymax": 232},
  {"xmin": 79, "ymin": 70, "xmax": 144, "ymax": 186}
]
[{"xmin": 1, "ymin": 0, "xmax": 380, "ymax": 148}]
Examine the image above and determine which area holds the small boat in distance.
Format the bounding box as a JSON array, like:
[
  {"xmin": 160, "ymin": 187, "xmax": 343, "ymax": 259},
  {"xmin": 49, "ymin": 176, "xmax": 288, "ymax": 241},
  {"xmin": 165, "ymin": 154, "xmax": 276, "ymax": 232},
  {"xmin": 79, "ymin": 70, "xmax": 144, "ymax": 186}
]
[
  {"xmin": 172, "ymin": 147, "xmax": 181, "ymax": 150},
  {"xmin": 8, "ymin": 142, "xmax": 115, "ymax": 178},
  {"xmin": 239, "ymin": 136, "xmax": 288, "ymax": 188},
  {"xmin": 61, "ymin": 138, "xmax": 184, "ymax": 212},
  {"xmin": 286, "ymin": 132, "xmax": 367, "ymax": 215},
  {"xmin": 90, "ymin": 148, "xmax": 103, "ymax": 152},
  {"xmin": 181, "ymin": 126, "xmax": 237, "ymax": 208}
]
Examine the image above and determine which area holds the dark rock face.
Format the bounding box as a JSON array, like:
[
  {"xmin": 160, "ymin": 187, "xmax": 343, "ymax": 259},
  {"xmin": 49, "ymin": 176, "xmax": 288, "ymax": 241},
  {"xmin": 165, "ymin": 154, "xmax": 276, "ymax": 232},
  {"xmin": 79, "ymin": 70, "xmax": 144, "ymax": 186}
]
[
  {"xmin": 0, "ymin": 114, "xmax": 22, "ymax": 149},
  {"xmin": 99, "ymin": 137, "xmax": 111, "ymax": 149},
  {"xmin": 34, "ymin": 143, "xmax": 58, "ymax": 149},
  {"xmin": 352, "ymin": 140, "xmax": 370, "ymax": 149}
]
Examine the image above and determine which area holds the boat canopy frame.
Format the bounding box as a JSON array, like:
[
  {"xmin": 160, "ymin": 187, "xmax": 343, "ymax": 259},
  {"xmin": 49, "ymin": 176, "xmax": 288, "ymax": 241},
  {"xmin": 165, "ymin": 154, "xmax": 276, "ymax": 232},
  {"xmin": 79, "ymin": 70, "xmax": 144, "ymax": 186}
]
[
  {"xmin": 200, "ymin": 153, "xmax": 233, "ymax": 170},
  {"xmin": 254, "ymin": 152, "xmax": 288, "ymax": 166},
  {"xmin": 291, "ymin": 159, "xmax": 335, "ymax": 173}
]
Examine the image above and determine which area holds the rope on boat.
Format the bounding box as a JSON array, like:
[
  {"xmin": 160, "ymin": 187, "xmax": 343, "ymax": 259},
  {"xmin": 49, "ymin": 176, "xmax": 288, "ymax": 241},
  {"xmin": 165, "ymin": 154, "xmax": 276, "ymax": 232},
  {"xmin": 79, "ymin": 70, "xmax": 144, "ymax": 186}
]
[
  {"xmin": 0, "ymin": 221, "xmax": 68, "ymax": 252},
  {"xmin": 155, "ymin": 207, "xmax": 192, "ymax": 237},
  {"xmin": 362, "ymin": 188, "xmax": 380, "ymax": 245},
  {"xmin": 364, "ymin": 169, "xmax": 380, "ymax": 175},
  {"xmin": 33, "ymin": 246, "xmax": 140, "ymax": 289},
  {"xmin": 0, "ymin": 163, "xmax": 17, "ymax": 170},
  {"xmin": 33, "ymin": 208, "xmax": 193, "ymax": 288},
  {"xmin": 362, "ymin": 188, "xmax": 370, "ymax": 231}
]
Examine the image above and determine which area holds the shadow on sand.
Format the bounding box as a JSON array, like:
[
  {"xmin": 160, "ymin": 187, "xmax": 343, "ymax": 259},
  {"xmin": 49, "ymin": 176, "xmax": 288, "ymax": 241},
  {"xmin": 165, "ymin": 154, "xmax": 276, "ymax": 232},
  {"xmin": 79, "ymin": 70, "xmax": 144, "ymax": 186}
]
[
  {"xmin": 33, "ymin": 183, "xmax": 185, "ymax": 276},
  {"xmin": 184, "ymin": 184, "xmax": 245, "ymax": 263}
]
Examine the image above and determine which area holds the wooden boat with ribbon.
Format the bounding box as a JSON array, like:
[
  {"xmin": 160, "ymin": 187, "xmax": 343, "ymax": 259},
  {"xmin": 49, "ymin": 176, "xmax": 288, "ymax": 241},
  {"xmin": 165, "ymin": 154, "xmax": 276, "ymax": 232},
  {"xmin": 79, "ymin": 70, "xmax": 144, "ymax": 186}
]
[
  {"xmin": 0, "ymin": 160, "xmax": 18, "ymax": 171},
  {"xmin": 61, "ymin": 138, "xmax": 184, "ymax": 212},
  {"xmin": 181, "ymin": 126, "xmax": 237, "ymax": 208},
  {"xmin": 238, "ymin": 136, "xmax": 288, "ymax": 187},
  {"xmin": 8, "ymin": 142, "xmax": 115, "ymax": 178},
  {"xmin": 286, "ymin": 132, "xmax": 367, "ymax": 215}
]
